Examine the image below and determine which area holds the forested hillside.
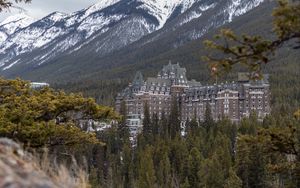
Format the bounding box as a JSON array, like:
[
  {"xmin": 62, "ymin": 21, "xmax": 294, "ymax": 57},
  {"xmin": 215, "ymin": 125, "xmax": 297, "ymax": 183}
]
[
  {"xmin": 98, "ymin": 104, "xmax": 300, "ymax": 188},
  {"xmin": 1, "ymin": 0, "xmax": 267, "ymax": 78}
]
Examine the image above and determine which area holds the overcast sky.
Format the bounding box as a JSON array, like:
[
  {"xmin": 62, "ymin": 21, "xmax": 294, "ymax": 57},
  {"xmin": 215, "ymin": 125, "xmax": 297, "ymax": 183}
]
[{"xmin": 0, "ymin": 0, "xmax": 99, "ymax": 21}]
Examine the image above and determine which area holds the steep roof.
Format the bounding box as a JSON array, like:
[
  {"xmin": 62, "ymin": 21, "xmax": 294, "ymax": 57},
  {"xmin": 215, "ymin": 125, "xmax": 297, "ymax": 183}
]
[{"xmin": 132, "ymin": 71, "xmax": 144, "ymax": 86}]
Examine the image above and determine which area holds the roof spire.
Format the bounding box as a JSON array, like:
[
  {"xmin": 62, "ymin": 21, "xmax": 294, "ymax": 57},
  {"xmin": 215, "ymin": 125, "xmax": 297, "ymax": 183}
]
[{"xmin": 132, "ymin": 71, "xmax": 144, "ymax": 86}]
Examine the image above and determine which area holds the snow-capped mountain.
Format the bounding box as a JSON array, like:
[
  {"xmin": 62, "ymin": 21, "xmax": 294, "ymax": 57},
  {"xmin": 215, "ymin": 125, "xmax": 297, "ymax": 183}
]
[
  {"xmin": 140, "ymin": 0, "xmax": 266, "ymax": 48},
  {"xmin": 0, "ymin": 0, "xmax": 266, "ymax": 80},
  {"xmin": 0, "ymin": 13, "xmax": 35, "ymax": 43},
  {"xmin": 0, "ymin": 0, "xmax": 189, "ymax": 67}
]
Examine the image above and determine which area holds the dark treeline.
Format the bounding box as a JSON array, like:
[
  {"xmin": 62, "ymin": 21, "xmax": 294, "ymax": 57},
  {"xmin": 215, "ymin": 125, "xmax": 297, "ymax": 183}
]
[
  {"xmin": 52, "ymin": 79, "xmax": 129, "ymax": 106},
  {"xmin": 93, "ymin": 102, "xmax": 300, "ymax": 188}
]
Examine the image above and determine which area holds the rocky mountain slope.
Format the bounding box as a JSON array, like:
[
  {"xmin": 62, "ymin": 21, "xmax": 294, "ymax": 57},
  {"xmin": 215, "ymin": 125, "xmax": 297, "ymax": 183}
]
[
  {"xmin": 0, "ymin": 0, "xmax": 266, "ymax": 81},
  {"xmin": 0, "ymin": 13, "xmax": 35, "ymax": 43}
]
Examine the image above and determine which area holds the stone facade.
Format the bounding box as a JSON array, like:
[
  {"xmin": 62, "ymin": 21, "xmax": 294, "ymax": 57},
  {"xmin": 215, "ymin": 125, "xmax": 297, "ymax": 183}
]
[{"xmin": 115, "ymin": 63, "xmax": 270, "ymax": 123}]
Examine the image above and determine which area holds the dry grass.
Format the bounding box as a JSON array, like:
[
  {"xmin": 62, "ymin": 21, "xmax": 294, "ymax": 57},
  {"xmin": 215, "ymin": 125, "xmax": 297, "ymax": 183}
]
[
  {"xmin": 0, "ymin": 138, "xmax": 91, "ymax": 188},
  {"xmin": 39, "ymin": 151, "xmax": 91, "ymax": 188}
]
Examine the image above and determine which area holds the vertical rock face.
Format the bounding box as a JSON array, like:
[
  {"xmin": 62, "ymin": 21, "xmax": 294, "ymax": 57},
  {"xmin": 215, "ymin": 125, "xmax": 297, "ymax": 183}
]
[
  {"xmin": 0, "ymin": 0, "xmax": 266, "ymax": 79},
  {"xmin": 0, "ymin": 138, "xmax": 84, "ymax": 188}
]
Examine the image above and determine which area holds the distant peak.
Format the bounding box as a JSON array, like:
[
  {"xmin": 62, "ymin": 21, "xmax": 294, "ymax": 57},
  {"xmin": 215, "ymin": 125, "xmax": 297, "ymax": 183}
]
[
  {"xmin": 85, "ymin": 0, "xmax": 121, "ymax": 14},
  {"xmin": 136, "ymin": 0, "xmax": 198, "ymax": 29},
  {"xmin": 49, "ymin": 11, "xmax": 67, "ymax": 16},
  {"xmin": 44, "ymin": 11, "xmax": 68, "ymax": 22}
]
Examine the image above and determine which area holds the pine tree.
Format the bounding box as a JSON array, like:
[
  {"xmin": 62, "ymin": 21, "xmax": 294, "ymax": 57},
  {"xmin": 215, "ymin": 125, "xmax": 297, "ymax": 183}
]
[
  {"xmin": 203, "ymin": 0, "xmax": 300, "ymax": 77},
  {"xmin": 236, "ymin": 134, "xmax": 267, "ymax": 188},
  {"xmin": 181, "ymin": 177, "xmax": 190, "ymax": 188},
  {"xmin": 169, "ymin": 98, "xmax": 181, "ymax": 139},
  {"xmin": 0, "ymin": 0, "xmax": 31, "ymax": 11},
  {"xmin": 239, "ymin": 115, "xmax": 258, "ymax": 136},
  {"xmin": 199, "ymin": 155, "xmax": 225, "ymax": 188},
  {"xmin": 189, "ymin": 118, "xmax": 199, "ymax": 136},
  {"xmin": 122, "ymin": 142, "xmax": 134, "ymax": 188},
  {"xmin": 214, "ymin": 135, "xmax": 233, "ymax": 178},
  {"xmin": 118, "ymin": 101, "xmax": 130, "ymax": 151},
  {"xmin": 224, "ymin": 168, "xmax": 242, "ymax": 188},
  {"xmin": 187, "ymin": 147, "xmax": 203, "ymax": 188},
  {"xmin": 157, "ymin": 152, "xmax": 171, "ymax": 188},
  {"xmin": 160, "ymin": 111, "xmax": 169, "ymax": 140},
  {"xmin": 142, "ymin": 102, "xmax": 153, "ymax": 144},
  {"xmin": 169, "ymin": 136, "xmax": 188, "ymax": 180},
  {"xmin": 152, "ymin": 113, "xmax": 160, "ymax": 139},
  {"xmin": 138, "ymin": 146, "xmax": 156, "ymax": 188},
  {"xmin": 203, "ymin": 102, "xmax": 214, "ymax": 132}
]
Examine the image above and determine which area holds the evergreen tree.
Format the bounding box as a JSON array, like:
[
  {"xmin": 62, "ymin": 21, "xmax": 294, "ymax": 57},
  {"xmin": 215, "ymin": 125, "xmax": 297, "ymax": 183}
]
[
  {"xmin": 189, "ymin": 118, "xmax": 199, "ymax": 136},
  {"xmin": 181, "ymin": 177, "xmax": 190, "ymax": 188},
  {"xmin": 203, "ymin": 102, "xmax": 214, "ymax": 132},
  {"xmin": 0, "ymin": 0, "xmax": 31, "ymax": 11},
  {"xmin": 214, "ymin": 135, "xmax": 233, "ymax": 178},
  {"xmin": 199, "ymin": 155, "xmax": 225, "ymax": 188},
  {"xmin": 138, "ymin": 146, "xmax": 156, "ymax": 188},
  {"xmin": 118, "ymin": 101, "xmax": 130, "ymax": 152},
  {"xmin": 236, "ymin": 134, "xmax": 267, "ymax": 188},
  {"xmin": 184, "ymin": 118, "xmax": 191, "ymax": 136},
  {"xmin": 142, "ymin": 102, "xmax": 153, "ymax": 144},
  {"xmin": 218, "ymin": 119, "xmax": 238, "ymax": 156},
  {"xmin": 169, "ymin": 98, "xmax": 181, "ymax": 139},
  {"xmin": 169, "ymin": 136, "xmax": 188, "ymax": 180},
  {"xmin": 262, "ymin": 115, "xmax": 276, "ymax": 129},
  {"xmin": 122, "ymin": 142, "xmax": 134, "ymax": 188},
  {"xmin": 160, "ymin": 111, "xmax": 169, "ymax": 140},
  {"xmin": 187, "ymin": 147, "xmax": 203, "ymax": 188},
  {"xmin": 203, "ymin": 0, "xmax": 300, "ymax": 77},
  {"xmin": 152, "ymin": 113, "xmax": 160, "ymax": 139},
  {"xmin": 157, "ymin": 151, "xmax": 171, "ymax": 188},
  {"xmin": 224, "ymin": 168, "xmax": 242, "ymax": 188},
  {"xmin": 239, "ymin": 115, "xmax": 258, "ymax": 136}
]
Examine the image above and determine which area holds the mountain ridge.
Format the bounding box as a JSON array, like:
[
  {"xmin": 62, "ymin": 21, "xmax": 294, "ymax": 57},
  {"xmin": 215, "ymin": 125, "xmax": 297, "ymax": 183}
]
[{"xmin": 0, "ymin": 0, "xmax": 266, "ymax": 81}]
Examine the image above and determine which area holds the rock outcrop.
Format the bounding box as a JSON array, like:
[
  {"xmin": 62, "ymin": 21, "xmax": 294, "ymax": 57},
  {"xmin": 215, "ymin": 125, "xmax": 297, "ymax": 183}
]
[{"xmin": 0, "ymin": 138, "xmax": 87, "ymax": 188}]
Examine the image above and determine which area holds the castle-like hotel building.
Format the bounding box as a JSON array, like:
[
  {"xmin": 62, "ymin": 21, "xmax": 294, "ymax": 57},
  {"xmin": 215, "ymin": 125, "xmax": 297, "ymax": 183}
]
[{"xmin": 115, "ymin": 63, "xmax": 270, "ymax": 124}]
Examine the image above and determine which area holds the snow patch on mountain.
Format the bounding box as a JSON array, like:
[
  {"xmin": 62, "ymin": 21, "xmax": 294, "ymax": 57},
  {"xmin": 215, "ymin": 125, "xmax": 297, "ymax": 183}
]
[
  {"xmin": 65, "ymin": 0, "xmax": 121, "ymax": 27},
  {"xmin": 94, "ymin": 16, "xmax": 155, "ymax": 54},
  {"xmin": 179, "ymin": 3, "xmax": 216, "ymax": 26},
  {"xmin": 0, "ymin": 13, "xmax": 35, "ymax": 36},
  {"xmin": 180, "ymin": 12, "xmax": 202, "ymax": 26},
  {"xmin": 78, "ymin": 14, "xmax": 124, "ymax": 37},
  {"xmin": 228, "ymin": 0, "xmax": 264, "ymax": 22},
  {"xmin": 181, "ymin": 0, "xmax": 199, "ymax": 12},
  {"xmin": 199, "ymin": 3, "xmax": 216, "ymax": 12},
  {"xmin": 137, "ymin": 0, "xmax": 198, "ymax": 29},
  {"xmin": 84, "ymin": 0, "xmax": 121, "ymax": 15},
  {"xmin": 35, "ymin": 27, "xmax": 66, "ymax": 48},
  {"xmin": 2, "ymin": 59, "xmax": 20, "ymax": 70},
  {"xmin": 0, "ymin": 32, "xmax": 7, "ymax": 42},
  {"xmin": 45, "ymin": 12, "xmax": 68, "ymax": 22}
]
